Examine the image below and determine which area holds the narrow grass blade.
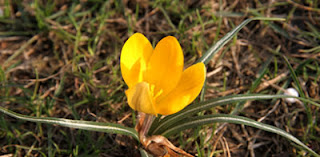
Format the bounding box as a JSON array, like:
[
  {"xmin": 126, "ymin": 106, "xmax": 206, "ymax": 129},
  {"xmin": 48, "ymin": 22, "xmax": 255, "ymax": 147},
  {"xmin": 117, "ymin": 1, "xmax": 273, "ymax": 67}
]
[
  {"xmin": 161, "ymin": 114, "xmax": 319, "ymax": 157},
  {"xmin": 282, "ymin": 55, "xmax": 312, "ymax": 128},
  {"xmin": 150, "ymin": 94, "xmax": 320, "ymax": 135},
  {"xmin": 249, "ymin": 56, "xmax": 272, "ymax": 92},
  {"xmin": 282, "ymin": 55, "xmax": 306, "ymax": 98},
  {"xmin": 3, "ymin": 35, "xmax": 39, "ymax": 67},
  {"xmin": 196, "ymin": 17, "xmax": 285, "ymax": 65},
  {"xmin": 0, "ymin": 106, "xmax": 139, "ymax": 141},
  {"xmin": 231, "ymin": 57, "xmax": 272, "ymax": 114}
]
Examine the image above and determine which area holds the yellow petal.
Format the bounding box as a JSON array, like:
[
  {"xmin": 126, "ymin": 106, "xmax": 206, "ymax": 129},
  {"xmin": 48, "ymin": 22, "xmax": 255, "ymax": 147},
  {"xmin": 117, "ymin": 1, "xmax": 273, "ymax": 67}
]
[
  {"xmin": 125, "ymin": 82, "xmax": 157, "ymax": 115},
  {"xmin": 120, "ymin": 33, "xmax": 153, "ymax": 88},
  {"xmin": 144, "ymin": 36, "xmax": 184, "ymax": 96},
  {"xmin": 155, "ymin": 63, "xmax": 206, "ymax": 115}
]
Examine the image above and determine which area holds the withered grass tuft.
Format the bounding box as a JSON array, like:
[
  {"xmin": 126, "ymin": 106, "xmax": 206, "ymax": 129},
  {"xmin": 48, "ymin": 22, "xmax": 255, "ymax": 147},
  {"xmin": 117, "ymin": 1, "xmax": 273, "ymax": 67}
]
[{"xmin": 0, "ymin": 0, "xmax": 319, "ymax": 156}]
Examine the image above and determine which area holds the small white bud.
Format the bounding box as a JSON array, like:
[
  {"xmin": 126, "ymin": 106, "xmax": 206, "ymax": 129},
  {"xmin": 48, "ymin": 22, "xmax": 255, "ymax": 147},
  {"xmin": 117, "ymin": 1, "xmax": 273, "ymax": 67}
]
[{"xmin": 284, "ymin": 88, "xmax": 299, "ymax": 103}]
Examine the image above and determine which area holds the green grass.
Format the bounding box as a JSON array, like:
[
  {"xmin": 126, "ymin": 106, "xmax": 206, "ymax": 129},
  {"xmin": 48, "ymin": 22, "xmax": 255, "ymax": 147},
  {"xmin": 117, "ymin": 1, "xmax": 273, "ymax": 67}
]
[{"xmin": 1, "ymin": 0, "xmax": 320, "ymax": 156}]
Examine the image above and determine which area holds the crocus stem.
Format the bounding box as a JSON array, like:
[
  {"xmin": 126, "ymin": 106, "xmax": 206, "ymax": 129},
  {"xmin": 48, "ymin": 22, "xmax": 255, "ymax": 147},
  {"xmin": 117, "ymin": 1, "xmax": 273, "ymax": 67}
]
[
  {"xmin": 141, "ymin": 113, "xmax": 154, "ymax": 136},
  {"xmin": 135, "ymin": 112, "xmax": 154, "ymax": 145}
]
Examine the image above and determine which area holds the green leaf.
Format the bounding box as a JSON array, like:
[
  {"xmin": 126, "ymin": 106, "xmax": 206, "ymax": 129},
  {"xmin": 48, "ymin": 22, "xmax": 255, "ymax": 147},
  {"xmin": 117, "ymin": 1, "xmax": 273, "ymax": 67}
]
[
  {"xmin": 0, "ymin": 106, "xmax": 139, "ymax": 141},
  {"xmin": 150, "ymin": 94, "xmax": 320, "ymax": 135},
  {"xmin": 161, "ymin": 114, "xmax": 320, "ymax": 157},
  {"xmin": 196, "ymin": 17, "xmax": 285, "ymax": 65},
  {"xmin": 139, "ymin": 148, "xmax": 152, "ymax": 157}
]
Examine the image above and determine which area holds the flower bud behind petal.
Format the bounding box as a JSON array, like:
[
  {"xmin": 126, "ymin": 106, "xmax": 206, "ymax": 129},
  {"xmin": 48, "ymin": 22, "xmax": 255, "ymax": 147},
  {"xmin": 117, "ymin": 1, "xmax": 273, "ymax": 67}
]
[{"xmin": 125, "ymin": 82, "xmax": 157, "ymax": 115}]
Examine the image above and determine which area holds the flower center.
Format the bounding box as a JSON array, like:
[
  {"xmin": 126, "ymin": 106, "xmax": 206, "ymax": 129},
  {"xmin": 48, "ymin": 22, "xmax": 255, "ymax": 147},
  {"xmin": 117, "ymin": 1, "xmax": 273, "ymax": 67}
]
[{"xmin": 149, "ymin": 84, "xmax": 163, "ymax": 101}]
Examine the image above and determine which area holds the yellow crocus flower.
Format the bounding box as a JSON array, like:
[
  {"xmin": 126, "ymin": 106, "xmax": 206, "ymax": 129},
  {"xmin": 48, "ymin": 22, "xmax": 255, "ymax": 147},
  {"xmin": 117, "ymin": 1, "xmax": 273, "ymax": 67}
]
[{"xmin": 120, "ymin": 33, "xmax": 206, "ymax": 115}]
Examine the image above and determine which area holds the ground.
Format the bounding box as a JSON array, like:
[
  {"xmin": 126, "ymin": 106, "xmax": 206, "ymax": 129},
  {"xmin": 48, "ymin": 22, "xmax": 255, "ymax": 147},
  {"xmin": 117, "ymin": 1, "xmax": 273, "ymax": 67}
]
[{"xmin": 0, "ymin": 0, "xmax": 319, "ymax": 156}]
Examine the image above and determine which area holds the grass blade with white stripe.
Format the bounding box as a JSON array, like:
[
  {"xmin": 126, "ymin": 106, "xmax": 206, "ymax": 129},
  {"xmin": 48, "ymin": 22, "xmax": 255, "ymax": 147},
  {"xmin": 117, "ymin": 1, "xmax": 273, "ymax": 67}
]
[
  {"xmin": 150, "ymin": 94, "xmax": 320, "ymax": 135},
  {"xmin": 0, "ymin": 106, "xmax": 139, "ymax": 141},
  {"xmin": 161, "ymin": 114, "xmax": 319, "ymax": 157},
  {"xmin": 196, "ymin": 17, "xmax": 285, "ymax": 65}
]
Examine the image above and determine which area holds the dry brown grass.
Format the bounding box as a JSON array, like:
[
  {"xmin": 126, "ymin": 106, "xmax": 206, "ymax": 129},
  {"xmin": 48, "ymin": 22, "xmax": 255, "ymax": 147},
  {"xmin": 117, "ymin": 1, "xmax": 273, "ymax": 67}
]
[{"xmin": 0, "ymin": 0, "xmax": 319, "ymax": 156}]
